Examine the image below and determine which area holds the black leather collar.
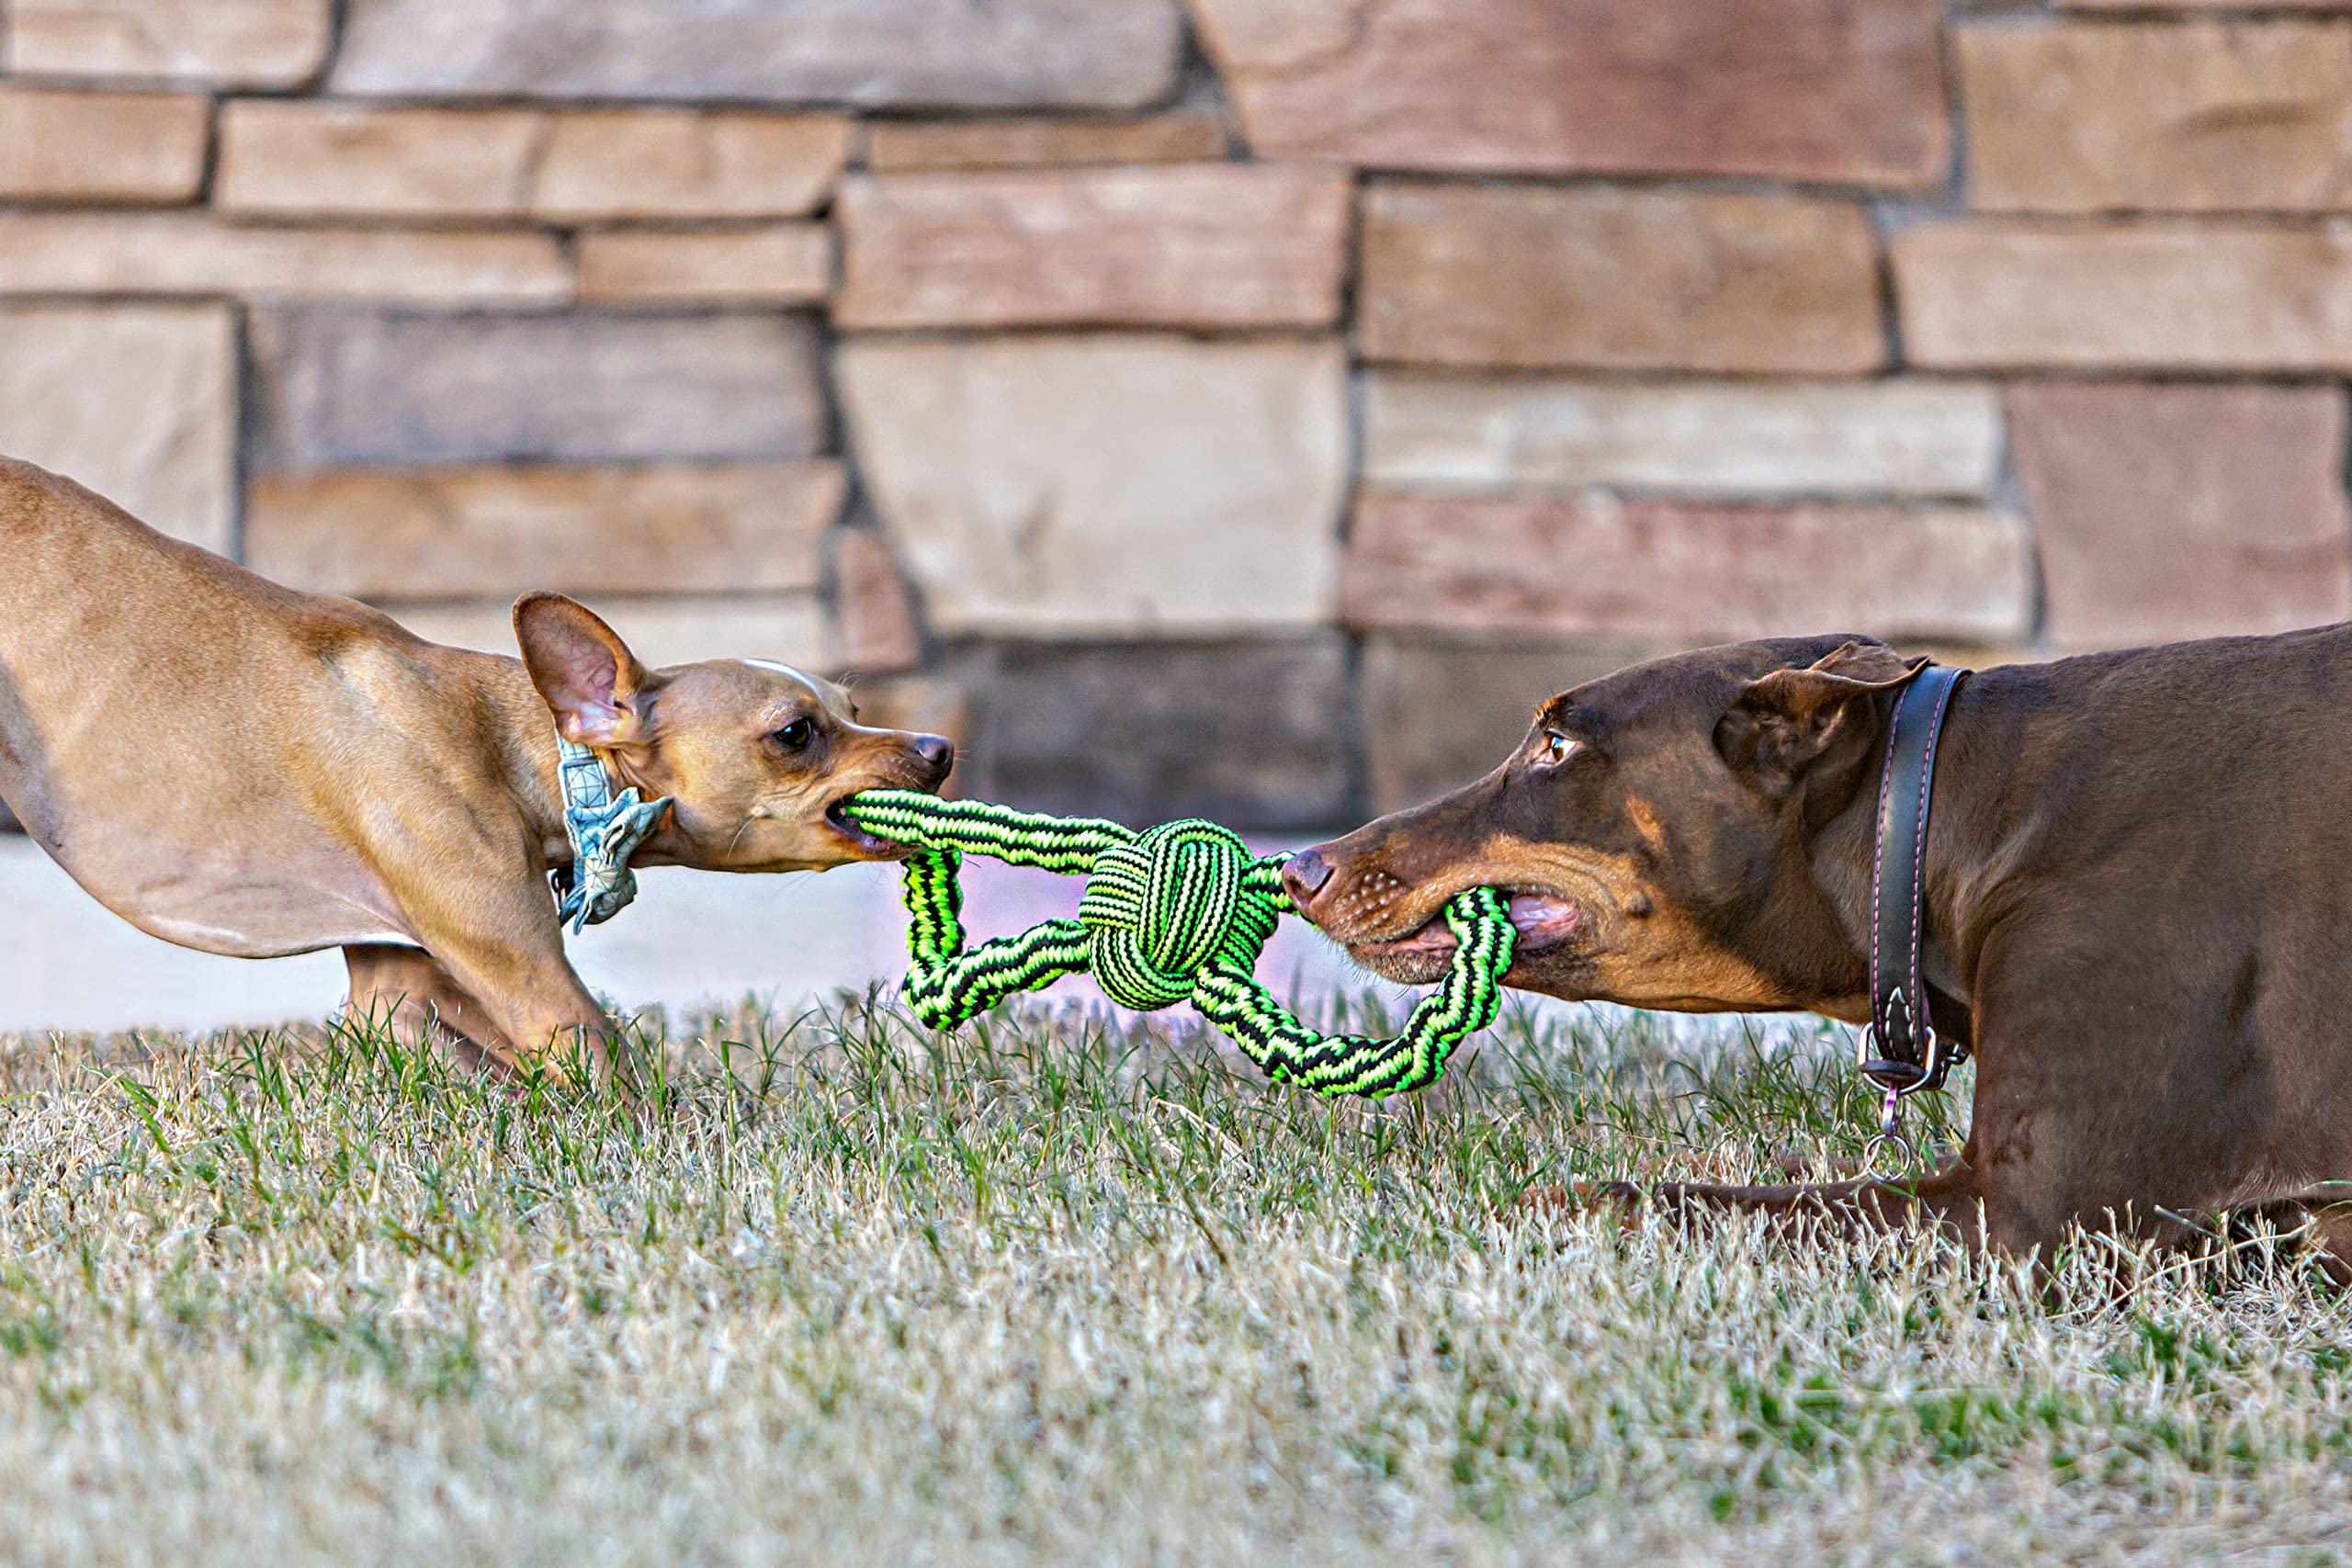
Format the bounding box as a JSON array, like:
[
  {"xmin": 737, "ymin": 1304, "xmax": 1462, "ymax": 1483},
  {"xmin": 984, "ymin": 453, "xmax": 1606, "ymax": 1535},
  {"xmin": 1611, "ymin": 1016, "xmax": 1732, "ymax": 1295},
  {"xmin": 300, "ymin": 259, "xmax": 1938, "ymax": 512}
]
[{"xmin": 1859, "ymin": 662, "xmax": 1969, "ymax": 1097}]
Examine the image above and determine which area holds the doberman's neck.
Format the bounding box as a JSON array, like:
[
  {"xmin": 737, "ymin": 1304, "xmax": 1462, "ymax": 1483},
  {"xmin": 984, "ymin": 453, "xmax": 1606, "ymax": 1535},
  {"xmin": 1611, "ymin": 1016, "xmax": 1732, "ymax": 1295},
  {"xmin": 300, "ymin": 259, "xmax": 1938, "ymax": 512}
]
[{"xmin": 1802, "ymin": 673, "xmax": 2020, "ymax": 1031}]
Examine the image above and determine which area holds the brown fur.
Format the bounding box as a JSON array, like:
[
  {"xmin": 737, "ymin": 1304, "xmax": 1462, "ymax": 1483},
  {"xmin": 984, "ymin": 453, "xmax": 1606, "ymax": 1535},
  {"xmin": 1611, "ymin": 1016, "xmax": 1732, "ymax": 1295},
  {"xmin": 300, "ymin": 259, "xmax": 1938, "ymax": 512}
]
[
  {"xmin": 1285, "ymin": 630, "xmax": 2352, "ymax": 1267},
  {"xmin": 0, "ymin": 457, "xmax": 952, "ymax": 1084}
]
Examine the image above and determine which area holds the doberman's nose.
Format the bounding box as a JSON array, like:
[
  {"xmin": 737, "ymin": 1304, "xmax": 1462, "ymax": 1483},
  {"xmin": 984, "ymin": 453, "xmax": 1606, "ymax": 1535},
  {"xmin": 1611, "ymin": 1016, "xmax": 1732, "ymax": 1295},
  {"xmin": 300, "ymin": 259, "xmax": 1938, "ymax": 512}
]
[
  {"xmin": 1282, "ymin": 847, "xmax": 1337, "ymax": 911},
  {"xmin": 911, "ymin": 733, "xmax": 956, "ymax": 783}
]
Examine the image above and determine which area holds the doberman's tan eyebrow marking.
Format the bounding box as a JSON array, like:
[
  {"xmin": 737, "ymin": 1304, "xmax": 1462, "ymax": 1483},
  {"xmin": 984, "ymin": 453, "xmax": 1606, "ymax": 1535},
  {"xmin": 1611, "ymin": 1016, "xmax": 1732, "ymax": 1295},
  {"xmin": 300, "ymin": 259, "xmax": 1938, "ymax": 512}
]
[{"xmin": 1535, "ymin": 698, "xmax": 1600, "ymax": 738}]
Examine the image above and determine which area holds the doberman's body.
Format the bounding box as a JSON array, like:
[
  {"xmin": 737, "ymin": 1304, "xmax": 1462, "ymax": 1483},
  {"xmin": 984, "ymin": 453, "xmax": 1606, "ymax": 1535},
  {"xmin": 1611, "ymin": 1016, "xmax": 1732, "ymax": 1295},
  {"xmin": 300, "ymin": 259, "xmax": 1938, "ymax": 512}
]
[
  {"xmin": 0, "ymin": 457, "xmax": 952, "ymax": 1079},
  {"xmin": 1284, "ymin": 631, "xmax": 2352, "ymax": 1261}
]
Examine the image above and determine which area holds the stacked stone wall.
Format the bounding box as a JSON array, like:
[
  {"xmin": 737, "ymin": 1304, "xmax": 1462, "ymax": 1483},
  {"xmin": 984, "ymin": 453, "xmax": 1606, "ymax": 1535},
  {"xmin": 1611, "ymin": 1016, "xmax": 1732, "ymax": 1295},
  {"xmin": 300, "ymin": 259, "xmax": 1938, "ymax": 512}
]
[{"xmin": 1, "ymin": 0, "xmax": 2340, "ymax": 825}]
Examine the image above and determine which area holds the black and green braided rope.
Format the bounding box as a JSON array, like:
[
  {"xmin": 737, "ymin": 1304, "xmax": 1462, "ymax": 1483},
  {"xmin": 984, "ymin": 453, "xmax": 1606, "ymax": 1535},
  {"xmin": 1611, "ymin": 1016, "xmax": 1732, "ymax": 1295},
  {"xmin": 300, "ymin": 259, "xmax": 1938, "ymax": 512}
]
[{"xmin": 842, "ymin": 790, "xmax": 1518, "ymax": 1099}]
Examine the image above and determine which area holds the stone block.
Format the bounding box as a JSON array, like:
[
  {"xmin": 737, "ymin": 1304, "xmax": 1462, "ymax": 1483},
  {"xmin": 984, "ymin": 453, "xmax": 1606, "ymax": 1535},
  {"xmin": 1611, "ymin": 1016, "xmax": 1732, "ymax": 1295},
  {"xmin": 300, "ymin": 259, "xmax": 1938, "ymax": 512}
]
[
  {"xmin": 0, "ymin": 214, "xmax": 570, "ymax": 303},
  {"xmin": 0, "ymin": 86, "xmax": 208, "ymax": 202},
  {"xmin": 217, "ymin": 102, "xmax": 543, "ymax": 220},
  {"xmin": 950, "ymin": 639, "xmax": 1353, "ymax": 829},
  {"xmin": 1958, "ymin": 21, "xmax": 2352, "ymax": 213},
  {"xmin": 1364, "ymin": 375, "xmax": 2001, "ymax": 498},
  {"xmin": 8, "ymin": 0, "xmax": 331, "ymax": 86},
  {"xmin": 0, "ymin": 304, "xmax": 236, "ymax": 553},
  {"xmin": 248, "ymin": 310, "xmax": 830, "ymax": 468},
  {"xmin": 864, "ymin": 112, "xmax": 1226, "ymax": 172},
  {"xmin": 1896, "ymin": 220, "xmax": 2352, "ymax": 370},
  {"xmin": 244, "ymin": 463, "xmax": 843, "ymax": 598},
  {"xmin": 217, "ymin": 101, "xmax": 852, "ymax": 220},
  {"xmin": 1341, "ymin": 493, "xmax": 2032, "ymax": 644},
  {"xmin": 834, "ymin": 166, "xmax": 1350, "ymax": 330},
  {"xmin": 331, "ymin": 0, "xmax": 1182, "ymax": 111},
  {"xmin": 1186, "ymin": 0, "xmax": 1947, "ymax": 186},
  {"xmin": 537, "ymin": 110, "xmax": 850, "ymax": 220},
  {"xmin": 574, "ymin": 227, "xmax": 831, "ymax": 306},
  {"xmin": 2008, "ymin": 381, "xmax": 2352, "ymax": 646},
  {"xmin": 837, "ymin": 334, "xmax": 1346, "ymax": 636},
  {"xmin": 1360, "ymin": 183, "xmax": 1883, "ymax": 373},
  {"xmin": 832, "ymin": 530, "xmax": 923, "ymax": 674}
]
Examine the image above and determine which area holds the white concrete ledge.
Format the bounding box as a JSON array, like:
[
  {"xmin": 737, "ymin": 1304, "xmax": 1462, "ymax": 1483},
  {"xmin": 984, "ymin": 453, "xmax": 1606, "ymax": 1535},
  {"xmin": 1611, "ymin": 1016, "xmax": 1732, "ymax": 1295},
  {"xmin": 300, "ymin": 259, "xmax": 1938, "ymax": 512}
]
[{"xmin": 0, "ymin": 833, "xmax": 1366, "ymax": 1036}]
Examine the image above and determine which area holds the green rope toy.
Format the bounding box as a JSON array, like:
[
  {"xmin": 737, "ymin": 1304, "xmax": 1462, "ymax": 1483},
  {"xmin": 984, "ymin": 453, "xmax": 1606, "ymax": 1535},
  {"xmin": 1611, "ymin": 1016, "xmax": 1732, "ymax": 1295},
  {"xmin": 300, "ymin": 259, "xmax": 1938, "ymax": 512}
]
[{"xmin": 842, "ymin": 791, "xmax": 1519, "ymax": 1099}]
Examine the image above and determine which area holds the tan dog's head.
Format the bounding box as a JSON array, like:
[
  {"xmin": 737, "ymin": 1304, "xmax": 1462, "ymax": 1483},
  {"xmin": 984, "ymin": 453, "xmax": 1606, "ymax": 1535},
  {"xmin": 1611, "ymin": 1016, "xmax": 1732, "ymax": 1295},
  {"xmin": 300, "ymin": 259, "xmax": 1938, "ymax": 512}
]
[
  {"xmin": 514, "ymin": 592, "xmax": 953, "ymax": 873},
  {"xmin": 1282, "ymin": 636, "xmax": 1923, "ymax": 1016}
]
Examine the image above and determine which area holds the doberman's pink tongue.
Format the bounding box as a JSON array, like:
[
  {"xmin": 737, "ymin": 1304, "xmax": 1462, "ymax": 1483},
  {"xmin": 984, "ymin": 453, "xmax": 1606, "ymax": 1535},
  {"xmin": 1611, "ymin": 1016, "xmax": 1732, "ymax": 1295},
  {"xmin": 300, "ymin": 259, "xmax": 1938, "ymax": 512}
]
[
  {"xmin": 1377, "ymin": 892, "xmax": 1583, "ymax": 957},
  {"xmin": 1507, "ymin": 892, "xmax": 1583, "ymax": 952},
  {"xmin": 1377, "ymin": 919, "xmax": 1459, "ymax": 957}
]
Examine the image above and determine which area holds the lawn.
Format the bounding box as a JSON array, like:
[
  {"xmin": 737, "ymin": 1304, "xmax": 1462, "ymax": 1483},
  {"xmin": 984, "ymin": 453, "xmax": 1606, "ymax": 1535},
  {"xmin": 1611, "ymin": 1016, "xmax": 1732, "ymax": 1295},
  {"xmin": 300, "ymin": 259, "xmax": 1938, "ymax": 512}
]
[{"xmin": 0, "ymin": 994, "xmax": 2344, "ymax": 1565}]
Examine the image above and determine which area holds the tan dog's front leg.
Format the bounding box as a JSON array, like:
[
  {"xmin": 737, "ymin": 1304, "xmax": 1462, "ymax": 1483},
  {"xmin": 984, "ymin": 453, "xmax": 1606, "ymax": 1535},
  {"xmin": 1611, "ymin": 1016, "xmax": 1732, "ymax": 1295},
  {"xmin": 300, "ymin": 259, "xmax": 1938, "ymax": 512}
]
[
  {"xmin": 424, "ymin": 931, "xmax": 617, "ymax": 1089},
  {"xmin": 343, "ymin": 942, "xmax": 522, "ymax": 1074},
  {"xmin": 390, "ymin": 872, "xmax": 625, "ymax": 1089}
]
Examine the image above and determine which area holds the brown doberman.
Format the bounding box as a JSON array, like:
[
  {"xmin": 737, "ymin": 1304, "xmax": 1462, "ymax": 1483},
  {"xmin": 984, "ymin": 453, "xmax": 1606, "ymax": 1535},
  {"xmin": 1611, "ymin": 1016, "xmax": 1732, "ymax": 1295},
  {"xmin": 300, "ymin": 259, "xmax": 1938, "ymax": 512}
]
[{"xmin": 1282, "ymin": 630, "xmax": 2352, "ymax": 1264}]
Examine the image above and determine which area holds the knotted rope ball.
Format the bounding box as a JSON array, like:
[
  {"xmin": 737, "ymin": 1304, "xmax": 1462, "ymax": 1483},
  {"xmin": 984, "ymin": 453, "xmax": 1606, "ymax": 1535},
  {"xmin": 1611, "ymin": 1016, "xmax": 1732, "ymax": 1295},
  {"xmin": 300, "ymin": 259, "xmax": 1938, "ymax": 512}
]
[
  {"xmin": 1079, "ymin": 819, "xmax": 1275, "ymax": 1010},
  {"xmin": 842, "ymin": 790, "xmax": 1519, "ymax": 1100}
]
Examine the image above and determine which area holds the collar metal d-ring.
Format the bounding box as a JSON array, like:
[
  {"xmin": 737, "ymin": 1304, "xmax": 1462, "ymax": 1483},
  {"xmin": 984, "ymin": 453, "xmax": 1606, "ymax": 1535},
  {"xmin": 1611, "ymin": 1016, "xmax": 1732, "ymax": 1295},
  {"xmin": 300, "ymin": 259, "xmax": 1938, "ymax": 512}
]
[{"xmin": 1857, "ymin": 1015, "xmax": 1943, "ymax": 1179}]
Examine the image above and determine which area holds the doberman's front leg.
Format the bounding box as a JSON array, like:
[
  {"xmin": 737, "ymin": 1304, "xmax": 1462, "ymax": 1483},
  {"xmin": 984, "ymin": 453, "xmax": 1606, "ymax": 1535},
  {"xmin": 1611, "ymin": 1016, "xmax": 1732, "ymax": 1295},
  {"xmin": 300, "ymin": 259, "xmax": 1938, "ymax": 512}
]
[
  {"xmin": 1553, "ymin": 919, "xmax": 2269, "ymax": 1264},
  {"xmin": 1590, "ymin": 1163, "xmax": 1995, "ymax": 1249}
]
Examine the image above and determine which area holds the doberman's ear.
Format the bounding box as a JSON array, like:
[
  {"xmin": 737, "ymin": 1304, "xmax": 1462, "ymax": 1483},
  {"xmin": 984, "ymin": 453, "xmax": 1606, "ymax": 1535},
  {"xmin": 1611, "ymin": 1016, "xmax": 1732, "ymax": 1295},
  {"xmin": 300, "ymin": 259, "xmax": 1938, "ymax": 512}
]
[
  {"xmin": 1714, "ymin": 640, "xmax": 1925, "ymax": 797},
  {"xmin": 513, "ymin": 592, "xmax": 659, "ymax": 748}
]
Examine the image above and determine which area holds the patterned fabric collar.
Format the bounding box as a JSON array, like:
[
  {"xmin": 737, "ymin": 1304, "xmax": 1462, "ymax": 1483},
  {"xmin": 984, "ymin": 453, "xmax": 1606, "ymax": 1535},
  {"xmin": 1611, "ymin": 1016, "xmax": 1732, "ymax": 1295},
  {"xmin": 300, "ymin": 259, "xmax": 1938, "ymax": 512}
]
[{"xmin": 550, "ymin": 733, "xmax": 673, "ymax": 935}]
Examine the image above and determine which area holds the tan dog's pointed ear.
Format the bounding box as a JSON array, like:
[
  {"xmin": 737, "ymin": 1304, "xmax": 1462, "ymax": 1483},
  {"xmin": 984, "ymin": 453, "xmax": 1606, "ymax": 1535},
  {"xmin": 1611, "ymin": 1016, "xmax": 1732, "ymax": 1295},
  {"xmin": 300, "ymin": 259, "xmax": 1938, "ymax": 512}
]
[
  {"xmin": 1716, "ymin": 640, "xmax": 1926, "ymax": 796},
  {"xmin": 513, "ymin": 592, "xmax": 658, "ymax": 748}
]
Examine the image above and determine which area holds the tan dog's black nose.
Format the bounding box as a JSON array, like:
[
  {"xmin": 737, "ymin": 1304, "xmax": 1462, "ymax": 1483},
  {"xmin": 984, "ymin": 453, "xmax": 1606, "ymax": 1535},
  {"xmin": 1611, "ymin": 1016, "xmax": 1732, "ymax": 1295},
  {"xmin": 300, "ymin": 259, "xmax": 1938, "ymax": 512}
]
[
  {"xmin": 1282, "ymin": 847, "xmax": 1336, "ymax": 911},
  {"xmin": 912, "ymin": 733, "xmax": 955, "ymax": 785}
]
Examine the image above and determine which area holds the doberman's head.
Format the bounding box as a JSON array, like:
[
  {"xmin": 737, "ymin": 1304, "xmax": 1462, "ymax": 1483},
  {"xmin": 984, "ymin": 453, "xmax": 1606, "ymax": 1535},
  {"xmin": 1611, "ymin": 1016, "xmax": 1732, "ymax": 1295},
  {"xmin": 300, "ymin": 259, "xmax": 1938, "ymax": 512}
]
[
  {"xmin": 1283, "ymin": 637, "xmax": 1922, "ymax": 1015},
  {"xmin": 514, "ymin": 592, "xmax": 953, "ymax": 873}
]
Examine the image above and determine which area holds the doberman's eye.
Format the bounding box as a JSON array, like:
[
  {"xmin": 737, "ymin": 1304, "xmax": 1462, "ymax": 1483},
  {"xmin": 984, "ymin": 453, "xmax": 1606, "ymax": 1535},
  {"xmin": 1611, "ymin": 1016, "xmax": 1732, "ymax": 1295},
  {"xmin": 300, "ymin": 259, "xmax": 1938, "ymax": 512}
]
[
  {"xmin": 1534, "ymin": 730, "xmax": 1577, "ymax": 769},
  {"xmin": 772, "ymin": 717, "xmax": 814, "ymax": 750}
]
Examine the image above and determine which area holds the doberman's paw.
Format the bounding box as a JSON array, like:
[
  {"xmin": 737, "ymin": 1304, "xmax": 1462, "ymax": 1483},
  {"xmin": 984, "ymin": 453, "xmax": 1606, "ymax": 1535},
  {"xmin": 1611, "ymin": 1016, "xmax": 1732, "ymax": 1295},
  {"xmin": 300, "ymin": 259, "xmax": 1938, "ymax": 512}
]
[{"xmin": 1513, "ymin": 1180, "xmax": 1645, "ymax": 1227}]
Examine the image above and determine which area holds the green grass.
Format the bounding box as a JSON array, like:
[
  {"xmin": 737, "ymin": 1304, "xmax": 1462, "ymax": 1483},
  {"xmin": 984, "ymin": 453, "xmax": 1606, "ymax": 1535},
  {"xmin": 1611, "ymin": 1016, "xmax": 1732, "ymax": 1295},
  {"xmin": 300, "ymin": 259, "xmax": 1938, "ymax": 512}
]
[{"xmin": 0, "ymin": 993, "xmax": 2346, "ymax": 1564}]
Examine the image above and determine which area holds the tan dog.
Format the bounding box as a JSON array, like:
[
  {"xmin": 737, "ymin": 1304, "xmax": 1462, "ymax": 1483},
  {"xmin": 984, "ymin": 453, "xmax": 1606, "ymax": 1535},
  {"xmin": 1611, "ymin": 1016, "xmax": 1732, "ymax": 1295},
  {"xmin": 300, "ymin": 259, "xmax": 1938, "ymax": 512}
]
[{"xmin": 0, "ymin": 457, "xmax": 952, "ymax": 1079}]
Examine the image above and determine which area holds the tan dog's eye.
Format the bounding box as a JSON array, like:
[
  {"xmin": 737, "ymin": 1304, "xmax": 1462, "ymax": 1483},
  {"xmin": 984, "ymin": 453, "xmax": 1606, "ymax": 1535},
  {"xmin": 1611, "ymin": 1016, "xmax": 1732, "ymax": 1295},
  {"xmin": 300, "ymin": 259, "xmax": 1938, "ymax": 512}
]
[
  {"xmin": 1535, "ymin": 730, "xmax": 1577, "ymax": 769},
  {"xmin": 772, "ymin": 718, "xmax": 814, "ymax": 751}
]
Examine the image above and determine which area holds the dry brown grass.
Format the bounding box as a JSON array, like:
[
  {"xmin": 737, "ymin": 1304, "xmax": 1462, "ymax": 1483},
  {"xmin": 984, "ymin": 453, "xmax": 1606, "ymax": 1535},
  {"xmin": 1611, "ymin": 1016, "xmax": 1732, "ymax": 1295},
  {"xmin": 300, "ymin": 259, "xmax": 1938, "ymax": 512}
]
[{"xmin": 0, "ymin": 995, "xmax": 2343, "ymax": 1565}]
